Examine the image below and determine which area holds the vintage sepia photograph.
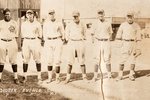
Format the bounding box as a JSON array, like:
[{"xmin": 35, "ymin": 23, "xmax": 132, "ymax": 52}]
[{"xmin": 0, "ymin": 0, "xmax": 149, "ymax": 100}]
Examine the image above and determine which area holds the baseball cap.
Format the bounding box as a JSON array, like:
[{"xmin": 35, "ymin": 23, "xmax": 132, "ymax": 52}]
[
  {"xmin": 97, "ymin": 9, "xmax": 104, "ymax": 14},
  {"xmin": 26, "ymin": 10, "xmax": 34, "ymax": 14},
  {"xmin": 3, "ymin": 8, "xmax": 10, "ymax": 15},
  {"xmin": 126, "ymin": 11, "xmax": 134, "ymax": 17},
  {"xmin": 49, "ymin": 9, "xmax": 55, "ymax": 14},
  {"xmin": 72, "ymin": 11, "xmax": 80, "ymax": 17}
]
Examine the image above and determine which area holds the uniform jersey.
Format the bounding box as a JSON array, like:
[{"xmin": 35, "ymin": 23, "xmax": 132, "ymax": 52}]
[
  {"xmin": 0, "ymin": 19, "xmax": 18, "ymax": 39},
  {"xmin": 116, "ymin": 21, "xmax": 141, "ymax": 64},
  {"xmin": 65, "ymin": 21, "xmax": 86, "ymax": 40},
  {"xmin": 116, "ymin": 22, "xmax": 141, "ymax": 40},
  {"xmin": 92, "ymin": 19, "xmax": 113, "ymax": 39},
  {"xmin": 92, "ymin": 19, "xmax": 112, "ymax": 65},
  {"xmin": 21, "ymin": 20, "xmax": 42, "ymax": 38},
  {"xmin": 43, "ymin": 20, "xmax": 64, "ymax": 40}
]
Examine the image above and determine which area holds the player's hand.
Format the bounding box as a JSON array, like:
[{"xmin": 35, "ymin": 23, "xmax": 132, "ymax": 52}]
[
  {"xmin": 18, "ymin": 46, "xmax": 22, "ymax": 52},
  {"xmin": 41, "ymin": 39, "xmax": 45, "ymax": 47},
  {"xmin": 37, "ymin": 37, "xmax": 44, "ymax": 46},
  {"xmin": 133, "ymin": 49, "xmax": 141, "ymax": 58},
  {"xmin": 63, "ymin": 39, "xmax": 68, "ymax": 45}
]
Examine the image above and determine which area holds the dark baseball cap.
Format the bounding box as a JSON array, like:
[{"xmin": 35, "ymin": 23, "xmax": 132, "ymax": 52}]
[
  {"xmin": 26, "ymin": 10, "xmax": 34, "ymax": 14},
  {"xmin": 3, "ymin": 8, "xmax": 10, "ymax": 15}
]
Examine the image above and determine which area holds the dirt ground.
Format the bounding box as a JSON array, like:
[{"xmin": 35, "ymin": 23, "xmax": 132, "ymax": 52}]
[{"xmin": 0, "ymin": 70, "xmax": 69, "ymax": 100}]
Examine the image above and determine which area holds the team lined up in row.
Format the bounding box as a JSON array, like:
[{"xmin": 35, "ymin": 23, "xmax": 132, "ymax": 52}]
[{"xmin": 0, "ymin": 8, "xmax": 141, "ymax": 84}]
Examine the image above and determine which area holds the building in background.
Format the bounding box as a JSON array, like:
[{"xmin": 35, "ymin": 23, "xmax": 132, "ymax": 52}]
[
  {"xmin": 0, "ymin": 0, "xmax": 150, "ymax": 39},
  {"xmin": 0, "ymin": 0, "xmax": 40, "ymax": 20}
]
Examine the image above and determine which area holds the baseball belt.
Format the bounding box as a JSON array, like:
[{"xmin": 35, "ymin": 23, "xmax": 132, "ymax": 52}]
[
  {"xmin": 24, "ymin": 37, "xmax": 36, "ymax": 40},
  {"xmin": 123, "ymin": 39, "xmax": 135, "ymax": 42},
  {"xmin": 1, "ymin": 39, "xmax": 12, "ymax": 42},
  {"xmin": 47, "ymin": 36, "xmax": 62, "ymax": 40},
  {"xmin": 96, "ymin": 38, "xmax": 109, "ymax": 41},
  {"xmin": 70, "ymin": 39, "xmax": 83, "ymax": 41}
]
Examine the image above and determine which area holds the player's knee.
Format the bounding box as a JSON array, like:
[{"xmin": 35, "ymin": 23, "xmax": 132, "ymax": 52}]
[
  {"xmin": 104, "ymin": 59, "xmax": 111, "ymax": 64},
  {"xmin": 68, "ymin": 61, "xmax": 73, "ymax": 66},
  {"xmin": 23, "ymin": 59, "xmax": 30, "ymax": 64},
  {"xmin": 35, "ymin": 60, "xmax": 41, "ymax": 64},
  {"xmin": 54, "ymin": 61, "xmax": 61, "ymax": 66},
  {"xmin": 93, "ymin": 59, "xmax": 99, "ymax": 66},
  {"xmin": 0, "ymin": 62, "xmax": 5, "ymax": 65}
]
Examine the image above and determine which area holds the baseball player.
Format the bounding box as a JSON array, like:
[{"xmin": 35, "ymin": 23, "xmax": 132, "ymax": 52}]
[
  {"xmin": 21, "ymin": 10, "xmax": 42, "ymax": 83},
  {"xmin": 43, "ymin": 9, "xmax": 64, "ymax": 83},
  {"xmin": 92, "ymin": 9, "xmax": 113, "ymax": 81},
  {"xmin": 116, "ymin": 11, "xmax": 141, "ymax": 81},
  {"xmin": 65, "ymin": 11, "xmax": 87, "ymax": 83},
  {"xmin": 0, "ymin": 8, "xmax": 19, "ymax": 84}
]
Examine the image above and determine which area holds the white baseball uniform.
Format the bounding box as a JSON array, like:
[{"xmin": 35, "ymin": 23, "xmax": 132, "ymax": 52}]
[
  {"xmin": 21, "ymin": 20, "xmax": 42, "ymax": 63},
  {"xmin": 65, "ymin": 21, "xmax": 86, "ymax": 65},
  {"xmin": 0, "ymin": 19, "xmax": 18, "ymax": 64},
  {"xmin": 116, "ymin": 22, "xmax": 141, "ymax": 64},
  {"xmin": 92, "ymin": 20, "xmax": 113, "ymax": 65},
  {"xmin": 43, "ymin": 20, "xmax": 64, "ymax": 67}
]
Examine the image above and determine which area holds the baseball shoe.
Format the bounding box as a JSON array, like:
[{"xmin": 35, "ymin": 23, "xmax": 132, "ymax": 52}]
[
  {"xmin": 116, "ymin": 76, "xmax": 123, "ymax": 81},
  {"xmin": 38, "ymin": 79, "xmax": 43, "ymax": 84},
  {"xmin": 46, "ymin": 78, "xmax": 53, "ymax": 84},
  {"xmin": 82, "ymin": 77, "xmax": 88, "ymax": 82},
  {"xmin": 55, "ymin": 78, "xmax": 61, "ymax": 84},
  {"xmin": 21, "ymin": 77, "xmax": 27, "ymax": 84},
  {"xmin": 64, "ymin": 79, "xmax": 70, "ymax": 84},
  {"xmin": 129, "ymin": 75, "xmax": 135, "ymax": 81},
  {"xmin": 14, "ymin": 79, "xmax": 19, "ymax": 84},
  {"xmin": 91, "ymin": 77, "xmax": 98, "ymax": 82}
]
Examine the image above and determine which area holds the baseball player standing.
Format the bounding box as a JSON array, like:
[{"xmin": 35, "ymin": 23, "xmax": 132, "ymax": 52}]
[
  {"xmin": 116, "ymin": 12, "xmax": 141, "ymax": 81},
  {"xmin": 21, "ymin": 10, "xmax": 42, "ymax": 83},
  {"xmin": 92, "ymin": 9, "xmax": 113, "ymax": 81},
  {"xmin": 0, "ymin": 8, "xmax": 19, "ymax": 84},
  {"xmin": 65, "ymin": 11, "xmax": 87, "ymax": 83},
  {"xmin": 43, "ymin": 9, "xmax": 64, "ymax": 83}
]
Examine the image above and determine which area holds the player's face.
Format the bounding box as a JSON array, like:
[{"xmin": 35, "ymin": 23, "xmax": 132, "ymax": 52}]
[
  {"xmin": 97, "ymin": 13, "xmax": 104, "ymax": 21},
  {"xmin": 4, "ymin": 11, "xmax": 11, "ymax": 22},
  {"xmin": 26, "ymin": 13, "xmax": 34, "ymax": 22},
  {"xmin": 73, "ymin": 16, "xmax": 80, "ymax": 23},
  {"xmin": 49, "ymin": 12, "xmax": 55, "ymax": 20},
  {"xmin": 126, "ymin": 15, "xmax": 134, "ymax": 24}
]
